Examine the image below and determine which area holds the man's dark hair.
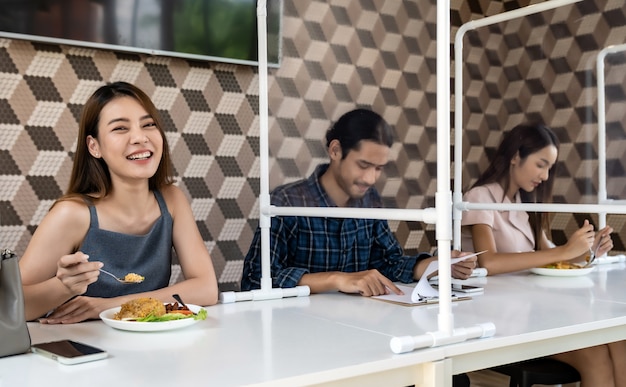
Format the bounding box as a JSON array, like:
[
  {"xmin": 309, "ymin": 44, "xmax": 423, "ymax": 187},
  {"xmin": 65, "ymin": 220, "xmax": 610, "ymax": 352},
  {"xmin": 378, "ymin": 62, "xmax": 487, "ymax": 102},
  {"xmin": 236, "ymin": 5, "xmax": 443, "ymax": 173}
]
[{"xmin": 325, "ymin": 109, "xmax": 394, "ymax": 159}]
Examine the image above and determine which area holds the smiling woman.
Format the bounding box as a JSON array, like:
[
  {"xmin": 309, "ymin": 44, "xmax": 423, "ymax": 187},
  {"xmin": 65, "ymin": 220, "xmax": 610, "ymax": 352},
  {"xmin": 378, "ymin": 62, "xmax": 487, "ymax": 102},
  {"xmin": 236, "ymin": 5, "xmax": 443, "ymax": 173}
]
[
  {"xmin": 87, "ymin": 95, "xmax": 164, "ymax": 188},
  {"xmin": 18, "ymin": 82, "xmax": 219, "ymax": 324}
]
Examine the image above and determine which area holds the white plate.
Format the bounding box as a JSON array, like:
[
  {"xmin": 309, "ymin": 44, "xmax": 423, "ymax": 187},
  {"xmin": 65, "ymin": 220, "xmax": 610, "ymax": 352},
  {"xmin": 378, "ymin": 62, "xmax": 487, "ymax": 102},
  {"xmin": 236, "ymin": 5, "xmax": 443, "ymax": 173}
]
[
  {"xmin": 526, "ymin": 274, "xmax": 594, "ymax": 289},
  {"xmin": 529, "ymin": 267, "xmax": 594, "ymax": 277},
  {"xmin": 99, "ymin": 304, "xmax": 203, "ymax": 332}
]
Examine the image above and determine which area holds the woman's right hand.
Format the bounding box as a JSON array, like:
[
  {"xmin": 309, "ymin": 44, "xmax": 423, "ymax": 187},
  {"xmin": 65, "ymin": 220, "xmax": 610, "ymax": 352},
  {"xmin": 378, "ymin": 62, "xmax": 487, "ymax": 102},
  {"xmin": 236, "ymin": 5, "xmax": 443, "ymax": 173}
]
[
  {"xmin": 56, "ymin": 251, "xmax": 102, "ymax": 296},
  {"xmin": 565, "ymin": 220, "xmax": 595, "ymax": 259},
  {"xmin": 593, "ymin": 226, "xmax": 614, "ymax": 257}
]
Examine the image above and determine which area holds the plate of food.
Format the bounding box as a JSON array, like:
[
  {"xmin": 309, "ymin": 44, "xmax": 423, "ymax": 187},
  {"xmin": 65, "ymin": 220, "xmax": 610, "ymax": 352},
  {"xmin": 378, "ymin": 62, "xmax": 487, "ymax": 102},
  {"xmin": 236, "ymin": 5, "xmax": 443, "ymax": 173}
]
[
  {"xmin": 530, "ymin": 261, "xmax": 594, "ymax": 277},
  {"xmin": 99, "ymin": 297, "xmax": 207, "ymax": 332}
]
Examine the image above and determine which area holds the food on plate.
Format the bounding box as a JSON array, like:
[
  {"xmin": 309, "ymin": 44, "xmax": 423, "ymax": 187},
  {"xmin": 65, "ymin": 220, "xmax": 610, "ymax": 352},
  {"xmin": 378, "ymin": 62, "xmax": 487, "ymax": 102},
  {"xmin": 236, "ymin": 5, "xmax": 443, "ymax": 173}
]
[
  {"xmin": 165, "ymin": 301, "xmax": 193, "ymax": 315},
  {"xmin": 541, "ymin": 261, "xmax": 584, "ymax": 270},
  {"xmin": 123, "ymin": 272, "xmax": 145, "ymax": 283},
  {"xmin": 111, "ymin": 298, "xmax": 208, "ymax": 322},
  {"xmin": 113, "ymin": 297, "xmax": 165, "ymax": 320},
  {"xmin": 138, "ymin": 302, "xmax": 207, "ymax": 322}
]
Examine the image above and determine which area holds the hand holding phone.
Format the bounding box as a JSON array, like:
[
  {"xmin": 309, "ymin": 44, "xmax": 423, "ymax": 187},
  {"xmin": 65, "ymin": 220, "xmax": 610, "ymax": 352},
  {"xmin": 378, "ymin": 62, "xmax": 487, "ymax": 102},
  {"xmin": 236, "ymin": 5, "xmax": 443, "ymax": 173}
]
[{"xmin": 31, "ymin": 340, "xmax": 108, "ymax": 365}]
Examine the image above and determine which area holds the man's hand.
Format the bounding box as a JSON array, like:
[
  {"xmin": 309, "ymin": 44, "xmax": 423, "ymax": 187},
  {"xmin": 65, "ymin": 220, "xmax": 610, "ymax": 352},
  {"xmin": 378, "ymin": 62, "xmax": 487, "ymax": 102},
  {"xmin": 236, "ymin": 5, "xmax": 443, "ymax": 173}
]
[
  {"xmin": 299, "ymin": 270, "xmax": 403, "ymax": 296},
  {"xmin": 335, "ymin": 269, "xmax": 403, "ymax": 296},
  {"xmin": 451, "ymin": 251, "xmax": 478, "ymax": 280},
  {"xmin": 414, "ymin": 251, "xmax": 478, "ymax": 280}
]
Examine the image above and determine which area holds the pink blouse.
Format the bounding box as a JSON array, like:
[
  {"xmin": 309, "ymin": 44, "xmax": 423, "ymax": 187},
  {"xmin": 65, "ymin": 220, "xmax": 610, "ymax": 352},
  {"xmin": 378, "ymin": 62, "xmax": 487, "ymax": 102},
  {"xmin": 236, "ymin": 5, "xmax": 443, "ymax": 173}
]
[{"xmin": 461, "ymin": 182, "xmax": 535, "ymax": 253}]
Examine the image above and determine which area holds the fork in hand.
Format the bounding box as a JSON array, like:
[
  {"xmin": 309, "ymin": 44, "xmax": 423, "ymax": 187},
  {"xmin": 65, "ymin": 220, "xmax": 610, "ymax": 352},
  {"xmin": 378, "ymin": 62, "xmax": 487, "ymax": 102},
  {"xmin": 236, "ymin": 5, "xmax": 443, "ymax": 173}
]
[{"xmin": 583, "ymin": 243, "xmax": 601, "ymax": 268}]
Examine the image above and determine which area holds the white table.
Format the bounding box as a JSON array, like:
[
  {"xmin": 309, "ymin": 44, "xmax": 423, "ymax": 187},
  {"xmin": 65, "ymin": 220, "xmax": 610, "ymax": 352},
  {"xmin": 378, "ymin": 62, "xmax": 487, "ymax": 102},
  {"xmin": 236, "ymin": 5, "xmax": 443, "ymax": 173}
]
[
  {"xmin": 0, "ymin": 297, "xmax": 445, "ymax": 387},
  {"xmin": 445, "ymin": 263, "xmax": 626, "ymax": 376},
  {"xmin": 2, "ymin": 263, "xmax": 626, "ymax": 387}
]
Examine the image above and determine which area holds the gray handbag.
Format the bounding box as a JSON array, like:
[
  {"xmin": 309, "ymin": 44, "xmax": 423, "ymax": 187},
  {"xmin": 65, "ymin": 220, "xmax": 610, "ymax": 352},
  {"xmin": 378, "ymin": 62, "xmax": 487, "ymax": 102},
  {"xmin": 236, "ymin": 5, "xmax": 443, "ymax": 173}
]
[{"xmin": 0, "ymin": 249, "xmax": 31, "ymax": 357}]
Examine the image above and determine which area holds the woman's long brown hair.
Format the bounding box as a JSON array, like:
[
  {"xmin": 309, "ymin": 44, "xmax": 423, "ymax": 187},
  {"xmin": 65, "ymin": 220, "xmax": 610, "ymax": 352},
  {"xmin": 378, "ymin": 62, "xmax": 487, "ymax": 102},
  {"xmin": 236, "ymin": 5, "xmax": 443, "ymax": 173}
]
[{"xmin": 470, "ymin": 124, "xmax": 560, "ymax": 250}]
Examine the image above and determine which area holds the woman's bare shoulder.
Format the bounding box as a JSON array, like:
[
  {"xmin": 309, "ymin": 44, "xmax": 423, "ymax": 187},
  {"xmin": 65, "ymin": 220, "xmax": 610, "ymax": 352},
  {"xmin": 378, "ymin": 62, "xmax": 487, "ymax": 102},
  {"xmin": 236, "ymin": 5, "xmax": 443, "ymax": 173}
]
[
  {"xmin": 159, "ymin": 184, "xmax": 189, "ymax": 202},
  {"xmin": 46, "ymin": 198, "xmax": 91, "ymax": 227},
  {"xmin": 28, "ymin": 197, "xmax": 91, "ymax": 253},
  {"xmin": 158, "ymin": 185, "xmax": 191, "ymax": 214}
]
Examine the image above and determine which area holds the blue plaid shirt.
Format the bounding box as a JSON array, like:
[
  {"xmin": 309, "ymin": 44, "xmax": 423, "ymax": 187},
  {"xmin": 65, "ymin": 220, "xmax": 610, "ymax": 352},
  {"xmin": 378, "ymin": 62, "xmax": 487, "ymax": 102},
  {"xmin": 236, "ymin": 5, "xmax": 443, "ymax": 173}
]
[{"xmin": 241, "ymin": 164, "xmax": 431, "ymax": 291}]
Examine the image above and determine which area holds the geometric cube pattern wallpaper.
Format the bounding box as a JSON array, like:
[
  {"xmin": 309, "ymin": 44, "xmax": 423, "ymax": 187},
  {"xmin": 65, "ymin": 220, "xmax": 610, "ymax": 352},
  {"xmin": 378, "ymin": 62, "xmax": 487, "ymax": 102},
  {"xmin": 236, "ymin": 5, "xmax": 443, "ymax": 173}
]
[
  {"xmin": 457, "ymin": 0, "xmax": 626, "ymax": 251},
  {"xmin": 1, "ymin": 0, "xmax": 625, "ymax": 291}
]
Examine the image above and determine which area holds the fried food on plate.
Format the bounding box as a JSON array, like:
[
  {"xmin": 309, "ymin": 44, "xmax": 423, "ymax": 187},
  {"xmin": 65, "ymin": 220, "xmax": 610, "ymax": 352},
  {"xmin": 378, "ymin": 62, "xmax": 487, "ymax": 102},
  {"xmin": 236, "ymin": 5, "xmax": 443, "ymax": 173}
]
[
  {"xmin": 113, "ymin": 297, "xmax": 165, "ymax": 320},
  {"xmin": 541, "ymin": 261, "xmax": 584, "ymax": 269}
]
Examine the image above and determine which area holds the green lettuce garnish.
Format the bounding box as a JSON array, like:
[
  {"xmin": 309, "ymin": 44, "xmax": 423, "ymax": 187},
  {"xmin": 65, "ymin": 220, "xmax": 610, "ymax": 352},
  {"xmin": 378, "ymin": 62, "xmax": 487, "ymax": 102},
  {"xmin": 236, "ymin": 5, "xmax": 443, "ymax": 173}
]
[
  {"xmin": 137, "ymin": 308, "xmax": 207, "ymax": 322},
  {"xmin": 194, "ymin": 308, "xmax": 207, "ymax": 320}
]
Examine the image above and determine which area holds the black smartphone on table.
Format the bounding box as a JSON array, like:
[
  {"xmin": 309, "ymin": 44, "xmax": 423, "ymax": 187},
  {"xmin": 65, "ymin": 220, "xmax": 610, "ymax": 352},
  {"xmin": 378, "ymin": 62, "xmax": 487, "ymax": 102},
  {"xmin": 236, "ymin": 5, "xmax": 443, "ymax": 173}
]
[
  {"xmin": 452, "ymin": 284, "xmax": 484, "ymax": 293},
  {"xmin": 31, "ymin": 340, "xmax": 108, "ymax": 365}
]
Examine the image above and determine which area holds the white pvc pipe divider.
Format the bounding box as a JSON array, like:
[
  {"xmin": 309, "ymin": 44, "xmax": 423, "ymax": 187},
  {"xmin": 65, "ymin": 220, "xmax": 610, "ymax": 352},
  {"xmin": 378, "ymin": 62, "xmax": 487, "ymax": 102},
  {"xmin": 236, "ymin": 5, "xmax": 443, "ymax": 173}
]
[
  {"xmin": 452, "ymin": 0, "xmax": 584, "ymax": 250},
  {"xmin": 221, "ymin": 0, "xmax": 499, "ymax": 355},
  {"xmin": 596, "ymin": 43, "xmax": 626, "ymax": 230},
  {"xmin": 224, "ymin": 0, "xmax": 584, "ymax": 356},
  {"xmin": 221, "ymin": 1, "xmax": 441, "ymax": 305},
  {"xmin": 458, "ymin": 202, "xmax": 626, "ymax": 214},
  {"xmin": 222, "ymin": 0, "xmax": 496, "ymax": 354},
  {"xmin": 267, "ymin": 206, "xmax": 438, "ymax": 223},
  {"xmin": 389, "ymin": 0, "xmax": 496, "ymax": 355},
  {"xmin": 434, "ymin": 0, "xmax": 454, "ymax": 337},
  {"xmin": 221, "ymin": 0, "xmax": 309, "ymax": 304},
  {"xmin": 392, "ymin": 0, "xmax": 588, "ymax": 356}
]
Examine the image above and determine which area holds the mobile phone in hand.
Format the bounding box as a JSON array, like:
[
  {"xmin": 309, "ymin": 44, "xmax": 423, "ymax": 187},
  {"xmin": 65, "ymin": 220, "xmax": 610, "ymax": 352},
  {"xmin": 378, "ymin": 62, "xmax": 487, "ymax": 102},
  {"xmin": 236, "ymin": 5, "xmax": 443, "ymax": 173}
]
[{"xmin": 31, "ymin": 340, "xmax": 108, "ymax": 365}]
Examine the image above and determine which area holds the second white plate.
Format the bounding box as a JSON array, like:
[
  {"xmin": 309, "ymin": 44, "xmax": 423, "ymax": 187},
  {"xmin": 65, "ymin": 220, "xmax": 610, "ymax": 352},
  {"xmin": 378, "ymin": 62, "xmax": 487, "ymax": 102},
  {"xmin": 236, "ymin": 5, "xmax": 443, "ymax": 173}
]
[
  {"xmin": 529, "ymin": 267, "xmax": 594, "ymax": 277},
  {"xmin": 99, "ymin": 304, "xmax": 203, "ymax": 332}
]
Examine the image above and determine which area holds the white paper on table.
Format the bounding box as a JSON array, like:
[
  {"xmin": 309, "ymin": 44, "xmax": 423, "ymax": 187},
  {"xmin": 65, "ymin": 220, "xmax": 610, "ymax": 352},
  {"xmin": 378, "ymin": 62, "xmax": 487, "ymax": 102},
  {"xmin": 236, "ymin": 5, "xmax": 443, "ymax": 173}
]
[
  {"xmin": 411, "ymin": 251, "xmax": 486, "ymax": 302},
  {"xmin": 371, "ymin": 251, "xmax": 486, "ymax": 305},
  {"xmin": 371, "ymin": 284, "xmax": 428, "ymax": 305},
  {"xmin": 372, "ymin": 284, "xmax": 474, "ymax": 306}
]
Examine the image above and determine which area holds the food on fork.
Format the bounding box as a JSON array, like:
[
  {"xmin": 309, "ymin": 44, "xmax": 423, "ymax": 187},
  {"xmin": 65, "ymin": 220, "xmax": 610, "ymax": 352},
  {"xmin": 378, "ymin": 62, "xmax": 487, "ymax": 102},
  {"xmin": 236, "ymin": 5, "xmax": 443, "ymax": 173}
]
[
  {"xmin": 123, "ymin": 272, "xmax": 145, "ymax": 283},
  {"xmin": 113, "ymin": 297, "xmax": 165, "ymax": 320}
]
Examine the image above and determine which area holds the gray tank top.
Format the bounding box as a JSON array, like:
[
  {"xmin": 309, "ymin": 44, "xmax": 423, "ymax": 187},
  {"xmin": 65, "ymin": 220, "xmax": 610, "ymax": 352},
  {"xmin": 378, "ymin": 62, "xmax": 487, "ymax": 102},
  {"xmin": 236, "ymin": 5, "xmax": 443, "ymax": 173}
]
[{"xmin": 82, "ymin": 190, "xmax": 172, "ymax": 298}]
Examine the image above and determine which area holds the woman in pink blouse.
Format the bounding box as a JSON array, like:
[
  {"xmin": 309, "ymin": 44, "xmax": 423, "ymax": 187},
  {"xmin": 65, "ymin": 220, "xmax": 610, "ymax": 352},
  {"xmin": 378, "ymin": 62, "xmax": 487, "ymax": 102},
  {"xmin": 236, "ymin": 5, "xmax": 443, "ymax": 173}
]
[
  {"xmin": 461, "ymin": 123, "xmax": 612, "ymax": 274},
  {"xmin": 461, "ymin": 123, "xmax": 624, "ymax": 386}
]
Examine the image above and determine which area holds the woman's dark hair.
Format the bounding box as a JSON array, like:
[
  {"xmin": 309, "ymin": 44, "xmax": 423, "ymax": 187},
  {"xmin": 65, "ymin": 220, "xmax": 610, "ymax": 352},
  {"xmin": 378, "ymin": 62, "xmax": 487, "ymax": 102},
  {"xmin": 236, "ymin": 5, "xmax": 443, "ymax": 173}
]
[
  {"xmin": 325, "ymin": 109, "xmax": 394, "ymax": 158},
  {"xmin": 60, "ymin": 81, "xmax": 174, "ymax": 203},
  {"xmin": 471, "ymin": 123, "xmax": 560, "ymax": 249}
]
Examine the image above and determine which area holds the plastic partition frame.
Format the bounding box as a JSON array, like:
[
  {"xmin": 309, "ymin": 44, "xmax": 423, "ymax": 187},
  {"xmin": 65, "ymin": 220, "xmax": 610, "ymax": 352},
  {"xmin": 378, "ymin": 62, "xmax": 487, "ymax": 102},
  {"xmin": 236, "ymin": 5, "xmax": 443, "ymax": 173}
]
[
  {"xmin": 222, "ymin": 0, "xmax": 497, "ymax": 355},
  {"xmin": 452, "ymin": 0, "xmax": 591, "ymax": 251},
  {"xmin": 387, "ymin": 0, "xmax": 496, "ymax": 354},
  {"xmin": 596, "ymin": 43, "xmax": 626, "ymax": 230},
  {"xmin": 220, "ymin": 0, "xmax": 309, "ymax": 304},
  {"xmin": 220, "ymin": 1, "xmax": 438, "ymax": 305}
]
